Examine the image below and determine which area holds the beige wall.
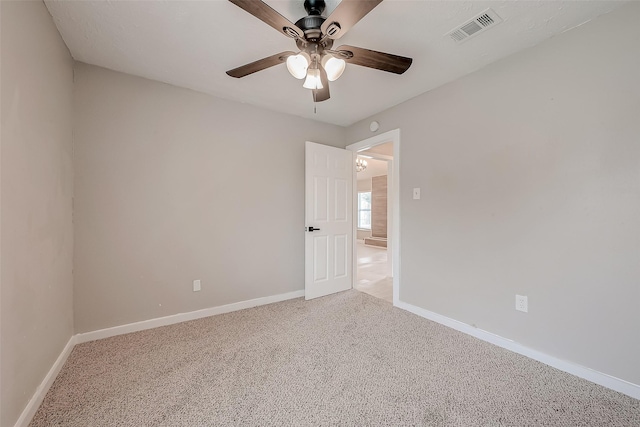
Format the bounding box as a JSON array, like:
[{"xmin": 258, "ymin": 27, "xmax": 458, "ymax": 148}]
[
  {"xmin": 73, "ymin": 63, "xmax": 346, "ymax": 333},
  {"xmin": 0, "ymin": 1, "xmax": 74, "ymax": 425},
  {"xmin": 357, "ymin": 179, "xmax": 371, "ymax": 193},
  {"xmin": 347, "ymin": 3, "xmax": 640, "ymax": 385}
]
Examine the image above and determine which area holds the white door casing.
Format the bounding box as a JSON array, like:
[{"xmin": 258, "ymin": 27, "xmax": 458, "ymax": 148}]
[{"xmin": 305, "ymin": 141, "xmax": 353, "ymax": 300}]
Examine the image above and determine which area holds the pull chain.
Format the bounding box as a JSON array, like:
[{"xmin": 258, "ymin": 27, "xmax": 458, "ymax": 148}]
[
  {"xmin": 313, "ymin": 56, "xmax": 318, "ymax": 114},
  {"xmin": 313, "ymin": 90, "xmax": 317, "ymax": 114}
]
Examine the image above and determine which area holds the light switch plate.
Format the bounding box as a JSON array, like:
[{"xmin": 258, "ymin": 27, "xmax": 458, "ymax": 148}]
[{"xmin": 413, "ymin": 188, "xmax": 421, "ymax": 200}]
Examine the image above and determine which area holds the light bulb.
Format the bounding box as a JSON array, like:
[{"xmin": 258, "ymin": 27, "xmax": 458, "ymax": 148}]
[
  {"xmin": 321, "ymin": 55, "xmax": 346, "ymax": 81},
  {"xmin": 286, "ymin": 53, "xmax": 309, "ymax": 80},
  {"xmin": 303, "ymin": 68, "xmax": 323, "ymax": 90}
]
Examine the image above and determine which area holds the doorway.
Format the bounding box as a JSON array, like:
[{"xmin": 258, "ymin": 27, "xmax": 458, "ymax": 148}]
[
  {"xmin": 354, "ymin": 152, "xmax": 392, "ymax": 302},
  {"xmin": 346, "ymin": 129, "xmax": 400, "ymax": 305}
]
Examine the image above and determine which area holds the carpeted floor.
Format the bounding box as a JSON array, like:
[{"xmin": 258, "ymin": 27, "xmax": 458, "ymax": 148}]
[{"xmin": 31, "ymin": 290, "xmax": 639, "ymax": 426}]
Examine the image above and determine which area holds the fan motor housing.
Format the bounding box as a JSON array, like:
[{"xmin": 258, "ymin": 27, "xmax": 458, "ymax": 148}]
[{"xmin": 295, "ymin": 15, "xmax": 325, "ymax": 40}]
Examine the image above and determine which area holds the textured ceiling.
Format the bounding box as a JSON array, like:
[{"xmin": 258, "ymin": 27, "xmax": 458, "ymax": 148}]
[{"xmin": 44, "ymin": 0, "xmax": 627, "ymax": 126}]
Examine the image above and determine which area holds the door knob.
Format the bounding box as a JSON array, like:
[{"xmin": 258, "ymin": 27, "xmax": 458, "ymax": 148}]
[{"xmin": 307, "ymin": 227, "xmax": 320, "ymax": 232}]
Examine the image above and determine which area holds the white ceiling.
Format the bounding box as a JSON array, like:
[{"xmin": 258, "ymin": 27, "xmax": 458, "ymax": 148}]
[
  {"xmin": 360, "ymin": 142, "xmax": 394, "ymax": 157},
  {"xmin": 44, "ymin": 0, "xmax": 627, "ymax": 127}
]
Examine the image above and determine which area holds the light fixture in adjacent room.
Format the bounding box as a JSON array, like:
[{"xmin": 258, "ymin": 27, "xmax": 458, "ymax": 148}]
[{"xmin": 356, "ymin": 158, "xmax": 368, "ymax": 172}]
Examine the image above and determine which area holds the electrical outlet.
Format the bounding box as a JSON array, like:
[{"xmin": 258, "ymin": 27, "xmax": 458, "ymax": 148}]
[
  {"xmin": 515, "ymin": 295, "xmax": 528, "ymax": 312},
  {"xmin": 193, "ymin": 279, "xmax": 201, "ymax": 292}
]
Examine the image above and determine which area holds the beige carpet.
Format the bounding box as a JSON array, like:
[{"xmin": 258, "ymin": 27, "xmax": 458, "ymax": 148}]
[{"xmin": 31, "ymin": 290, "xmax": 639, "ymax": 426}]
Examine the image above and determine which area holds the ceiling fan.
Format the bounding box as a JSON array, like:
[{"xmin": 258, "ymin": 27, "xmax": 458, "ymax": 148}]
[{"xmin": 226, "ymin": 0, "xmax": 413, "ymax": 102}]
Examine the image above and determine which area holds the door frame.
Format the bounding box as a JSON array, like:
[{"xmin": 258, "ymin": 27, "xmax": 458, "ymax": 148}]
[{"xmin": 346, "ymin": 129, "xmax": 401, "ymax": 305}]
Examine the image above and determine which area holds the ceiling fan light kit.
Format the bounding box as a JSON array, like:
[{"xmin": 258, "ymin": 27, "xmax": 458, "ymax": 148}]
[
  {"xmin": 286, "ymin": 53, "xmax": 310, "ymax": 79},
  {"xmin": 321, "ymin": 55, "xmax": 346, "ymax": 81},
  {"xmin": 227, "ymin": 0, "xmax": 413, "ymax": 103},
  {"xmin": 303, "ymin": 67, "xmax": 324, "ymax": 90}
]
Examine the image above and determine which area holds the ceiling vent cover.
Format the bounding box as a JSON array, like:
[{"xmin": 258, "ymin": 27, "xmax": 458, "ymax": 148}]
[{"xmin": 447, "ymin": 9, "xmax": 502, "ymax": 44}]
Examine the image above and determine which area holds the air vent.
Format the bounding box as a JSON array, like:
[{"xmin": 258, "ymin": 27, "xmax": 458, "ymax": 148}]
[{"xmin": 446, "ymin": 9, "xmax": 502, "ymax": 44}]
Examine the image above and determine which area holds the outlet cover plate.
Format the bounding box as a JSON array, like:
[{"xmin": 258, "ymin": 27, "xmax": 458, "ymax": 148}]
[
  {"xmin": 193, "ymin": 280, "xmax": 201, "ymax": 292},
  {"xmin": 516, "ymin": 295, "xmax": 528, "ymax": 312}
]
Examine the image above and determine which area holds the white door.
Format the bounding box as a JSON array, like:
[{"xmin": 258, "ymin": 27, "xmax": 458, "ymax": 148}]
[{"xmin": 305, "ymin": 141, "xmax": 353, "ymax": 300}]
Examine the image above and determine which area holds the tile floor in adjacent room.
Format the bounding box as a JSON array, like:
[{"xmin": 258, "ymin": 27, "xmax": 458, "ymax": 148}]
[{"xmin": 355, "ymin": 241, "xmax": 392, "ymax": 303}]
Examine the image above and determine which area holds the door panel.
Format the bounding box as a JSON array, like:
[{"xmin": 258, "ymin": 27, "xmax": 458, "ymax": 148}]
[
  {"xmin": 313, "ymin": 235, "xmax": 329, "ymax": 282},
  {"xmin": 305, "ymin": 141, "xmax": 353, "ymax": 300},
  {"xmin": 334, "ymin": 179, "xmax": 348, "ymax": 221},
  {"xmin": 334, "ymin": 234, "xmax": 348, "ymax": 278},
  {"xmin": 313, "ymin": 177, "xmax": 329, "ymax": 221}
]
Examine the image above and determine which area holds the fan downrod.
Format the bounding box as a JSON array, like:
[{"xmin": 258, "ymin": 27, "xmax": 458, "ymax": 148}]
[{"xmin": 304, "ymin": 0, "xmax": 326, "ymax": 16}]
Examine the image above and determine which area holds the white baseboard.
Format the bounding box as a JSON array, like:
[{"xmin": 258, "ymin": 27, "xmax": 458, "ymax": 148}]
[
  {"xmin": 75, "ymin": 289, "xmax": 305, "ymax": 344},
  {"xmin": 16, "ymin": 291, "xmax": 637, "ymax": 427},
  {"xmin": 17, "ymin": 289, "xmax": 305, "ymax": 426},
  {"xmin": 395, "ymin": 300, "xmax": 640, "ymax": 400},
  {"xmin": 14, "ymin": 335, "xmax": 77, "ymax": 427}
]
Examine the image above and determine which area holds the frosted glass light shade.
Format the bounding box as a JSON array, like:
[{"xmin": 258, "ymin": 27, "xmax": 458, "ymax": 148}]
[
  {"xmin": 321, "ymin": 55, "xmax": 346, "ymax": 81},
  {"xmin": 286, "ymin": 53, "xmax": 309, "ymax": 79},
  {"xmin": 303, "ymin": 68, "xmax": 323, "ymax": 89}
]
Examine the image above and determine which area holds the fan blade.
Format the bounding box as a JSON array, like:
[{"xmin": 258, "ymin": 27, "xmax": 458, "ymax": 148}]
[
  {"xmin": 226, "ymin": 51, "xmax": 296, "ymax": 78},
  {"xmin": 321, "ymin": 0, "xmax": 383, "ymax": 40},
  {"xmin": 336, "ymin": 45, "xmax": 412, "ymax": 74},
  {"xmin": 228, "ymin": 0, "xmax": 304, "ymax": 39},
  {"xmin": 312, "ymin": 68, "xmax": 330, "ymax": 102}
]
